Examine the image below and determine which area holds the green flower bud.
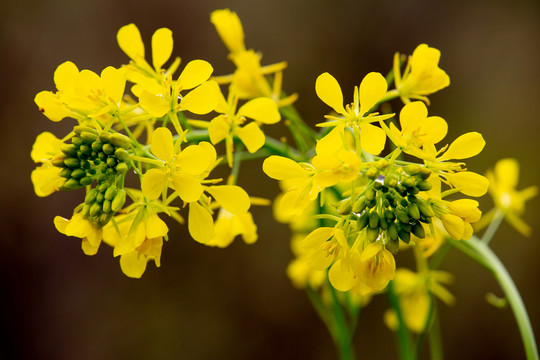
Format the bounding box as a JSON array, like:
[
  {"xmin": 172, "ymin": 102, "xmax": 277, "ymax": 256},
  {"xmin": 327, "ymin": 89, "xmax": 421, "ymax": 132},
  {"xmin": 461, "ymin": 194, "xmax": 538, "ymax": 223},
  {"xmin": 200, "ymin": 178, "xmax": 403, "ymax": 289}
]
[
  {"xmin": 369, "ymin": 211, "xmax": 379, "ymax": 229},
  {"xmin": 416, "ymin": 180, "xmax": 432, "ymax": 191},
  {"xmin": 85, "ymin": 189, "xmax": 98, "ymax": 204},
  {"xmin": 74, "ymin": 126, "xmax": 98, "ymax": 135},
  {"xmin": 104, "ymin": 185, "xmax": 117, "ymax": 201},
  {"xmin": 109, "ymin": 133, "xmax": 132, "ymax": 149},
  {"xmin": 407, "ymin": 194, "xmax": 418, "ymax": 203},
  {"xmin": 97, "ymin": 183, "xmax": 109, "ymax": 192},
  {"xmin": 408, "ymin": 203, "xmax": 421, "ymax": 220},
  {"xmin": 398, "ymin": 230, "xmax": 411, "ymax": 244},
  {"xmin": 98, "ymin": 212, "xmax": 113, "ymax": 226},
  {"xmin": 365, "ymin": 188, "xmax": 376, "ymax": 201},
  {"xmin": 420, "ymin": 168, "xmax": 432, "ymax": 180},
  {"xmin": 89, "ymin": 203, "xmax": 101, "ymax": 217},
  {"xmin": 80, "ymin": 144, "xmax": 92, "ymax": 156},
  {"xmin": 96, "ymin": 192, "xmax": 104, "ymax": 203},
  {"xmin": 384, "ymin": 209, "xmax": 396, "ymax": 221},
  {"xmin": 352, "ymin": 196, "xmax": 367, "ymax": 213},
  {"xmin": 411, "ymin": 222, "xmax": 425, "ymax": 238},
  {"xmin": 62, "ymin": 178, "xmax": 82, "ymax": 190},
  {"xmin": 338, "ymin": 199, "xmax": 351, "ymax": 215},
  {"xmin": 80, "ymin": 160, "xmax": 90, "ymax": 170},
  {"xmin": 111, "ymin": 189, "xmax": 126, "ymax": 212},
  {"xmin": 114, "ymin": 148, "xmax": 130, "ymax": 162},
  {"xmin": 99, "ymin": 132, "xmax": 110, "ymax": 143},
  {"xmin": 367, "ymin": 227, "xmax": 380, "ymax": 242},
  {"xmin": 417, "ymin": 198, "xmax": 435, "ymax": 217},
  {"xmin": 367, "ymin": 199, "xmax": 377, "ymax": 209},
  {"xmin": 400, "ymin": 198, "xmax": 408, "ymax": 207},
  {"xmin": 379, "ymin": 215, "xmax": 389, "ymax": 230},
  {"xmin": 71, "ymin": 136, "xmax": 83, "ymax": 147},
  {"xmin": 396, "ymin": 209, "xmax": 410, "ymax": 224},
  {"xmin": 64, "ymin": 158, "xmax": 80, "ymax": 169},
  {"xmin": 384, "ymin": 174, "xmax": 399, "ymax": 188},
  {"xmin": 59, "ymin": 168, "xmax": 72, "ymax": 178},
  {"xmin": 91, "ymin": 141, "xmax": 102, "ymax": 152},
  {"xmin": 102, "ymin": 143, "xmax": 115, "ymax": 155},
  {"xmin": 366, "ymin": 167, "xmax": 379, "ymax": 180},
  {"xmin": 388, "ymin": 222, "xmax": 399, "ymax": 241},
  {"xmin": 373, "ymin": 181, "xmax": 383, "ymax": 190},
  {"xmin": 81, "ymin": 131, "xmax": 98, "ymax": 144},
  {"xmin": 404, "ymin": 164, "xmax": 421, "ymax": 175},
  {"xmin": 106, "ymin": 157, "xmax": 117, "ymax": 168},
  {"xmin": 402, "ymin": 176, "xmax": 416, "ymax": 188},
  {"xmin": 81, "ymin": 204, "xmax": 90, "ymax": 217},
  {"xmin": 79, "ymin": 176, "xmax": 93, "ymax": 186},
  {"xmin": 386, "ymin": 237, "xmax": 399, "ymax": 255},
  {"xmin": 61, "ymin": 144, "xmax": 78, "ymax": 157},
  {"xmin": 357, "ymin": 211, "xmax": 369, "ymax": 230},
  {"xmin": 102, "ymin": 199, "xmax": 111, "ymax": 213},
  {"xmin": 408, "ymin": 186, "xmax": 419, "ymax": 195},
  {"xmin": 70, "ymin": 168, "xmax": 86, "ymax": 179},
  {"xmin": 51, "ymin": 154, "xmax": 67, "ymax": 167},
  {"xmin": 116, "ymin": 163, "xmax": 128, "ymax": 174}
]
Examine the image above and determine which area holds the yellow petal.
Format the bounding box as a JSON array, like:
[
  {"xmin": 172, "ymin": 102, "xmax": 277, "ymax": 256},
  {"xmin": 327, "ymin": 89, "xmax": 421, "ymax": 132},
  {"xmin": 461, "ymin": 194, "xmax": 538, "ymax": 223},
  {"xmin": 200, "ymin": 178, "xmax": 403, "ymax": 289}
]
[
  {"xmin": 441, "ymin": 213, "xmax": 465, "ymax": 240},
  {"xmin": 151, "ymin": 127, "xmax": 174, "ymax": 161},
  {"xmin": 100, "ymin": 66, "xmax": 126, "ymax": 105},
  {"xmin": 178, "ymin": 60, "xmax": 214, "ymax": 90},
  {"xmin": 54, "ymin": 61, "xmax": 79, "ymax": 92},
  {"xmin": 315, "ymin": 126, "xmax": 344, "ymax": 156},
  {"xmin": 315, "ymin": 72, "xmax": 345, "ymax": 115},
  {"xmin": 329, "ymin": 259, "xmax": 355, "ymax": 292},
  {"xmin": 141, "ymin": 168, "xmax": 168, "ymax": 200},
  {"xmin": 208, "ymin": 115, "xmax": 230, "ymax": 144},
  {"xmin": 188, "ymin": 202, "xmax": 215, "ymax": 243},
  {"xmin": 139, "ymin": 90, "xmax": 170, "ymax": 117},
  {"xmin": 236, "ymin": 122, "xmax": 265, "ymax": 153},
  {"xmin": 421, "ymin": 116, "xmax": 447, "ymax": 144},
  {"xmin": 263, "ymin": 156, "xmax": 306, "ymax": 180},
  {"xmin": 206, "ymin": 185, "xmax": 250, "ymax": 214},
  {"xmin": 31, "ymin": 132, "xmax": 63, "ymax": 162},
  {"xmin": 146, "ymin": 214, "xmax": 168, "ymax": 239},
  {"xmin": 237, "ymin": 97, "xmax": 280, "ymax": 124},
  {"xmin": 494, "ymin": 158, "xmax": 519, "ymax": 190},
  {"xmin": 446, "ymin": 172, "xmax": 489, "ymax": 197},
  {"xmin": 359, "ymin": 72, "xmax": 387, "ymax": 115},
  {"xmin": 53, "ymin": 216, "xmax": 69, "ymax": 235},
  {"xmin": 152, "ymin": 28, "xmax": 173, "ymax": 71},
  {"xmin": 31, "ymin": 165, "xmax": 64, "ymax": 197},
  {"xmin": 447, "ymin": 199, "xmax": 481, "ymax": 223},
  {"xmin": 34, "ymin": 91, "xmax": 70, "ymax": 122},
  {"xmin": 180, "ymin": 80, "xmax": 219, "ymax": 114},
  {"xmin": 439, "ymin": 132, "xmax": 485, "ymax": 160},
  {"xmin": 120, "ymin": 251, "xmax": 147, "ymax": 278},
  {"xmin": 176, "ymin": 144, "xmax": 211, "ymax": 175},
  {"xmin": 302, "ymin": 227, "xmax": 334, "ymax": 248},
  {"xmin": 360, "ymin": 123, "xmax": 386, "ymax": 155},
  {"xmin": 399, "ymin": 101, "xmax": 427, "ymax": 134},
  {"xmin": 117, "ymin": 23, "xmax": 145, "ymax": 61},
  {"xmin": 210, "ymin": 9, "xmax": 245, "ymax": 54},
  {"xmin": 172, "ymin": 173, "xmax": 203, "ymax": 203},
  {"xmin": 81, "ymin": 238, "xmax": 99, "ymax": 256}
]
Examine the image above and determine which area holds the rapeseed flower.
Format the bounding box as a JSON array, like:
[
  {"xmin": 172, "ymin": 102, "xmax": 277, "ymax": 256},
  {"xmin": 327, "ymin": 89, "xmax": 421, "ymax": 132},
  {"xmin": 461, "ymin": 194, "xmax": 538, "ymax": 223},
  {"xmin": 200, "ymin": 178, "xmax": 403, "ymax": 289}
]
[
  {"xmin": 30, "ymin": 132, "xmax": 66, "ymax": 197},
  {"xmin": 54, "ymin": 213, "xmax": 103, "ymax": 255}
]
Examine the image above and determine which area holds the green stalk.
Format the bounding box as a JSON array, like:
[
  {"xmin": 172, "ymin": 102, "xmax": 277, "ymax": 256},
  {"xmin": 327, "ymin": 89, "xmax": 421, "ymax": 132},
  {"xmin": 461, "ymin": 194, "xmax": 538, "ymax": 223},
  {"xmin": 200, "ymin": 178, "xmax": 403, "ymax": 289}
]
[
  {"xmin": 481, "ymin": 209, "xmax": 504, "ymax": 245},
  {"xmin": 462, "ymin": 236, "xmax": 539, "ymax": 360},
  {"xmin": 328, "ymin": 282, "xmax": 356, "ymax": 360},
  {"xmin": 427, "ymin": 300, "xmax": 443, "ymax": 360},
  {"xmin": 387, "ymin": 281, "xmax": 416, "ymax": 360}
]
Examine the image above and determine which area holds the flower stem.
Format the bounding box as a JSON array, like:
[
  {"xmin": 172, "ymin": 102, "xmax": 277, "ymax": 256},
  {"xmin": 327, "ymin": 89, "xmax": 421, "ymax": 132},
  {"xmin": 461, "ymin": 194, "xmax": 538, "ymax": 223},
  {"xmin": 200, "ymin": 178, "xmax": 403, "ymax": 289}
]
[
  {"xmin": 387, "ymin": 281, "xmax": 416, "ymax": 360},
  {"xmin": 450, "ymin": 236, "xmax": 539, "ymax": 360},
  {"xmin": 481, "ymin": 209, "xmax": 504, "ymax": 245},
  {"xmin": 327, "ymin": 282, "xmax": 356, "ymax": 360}
]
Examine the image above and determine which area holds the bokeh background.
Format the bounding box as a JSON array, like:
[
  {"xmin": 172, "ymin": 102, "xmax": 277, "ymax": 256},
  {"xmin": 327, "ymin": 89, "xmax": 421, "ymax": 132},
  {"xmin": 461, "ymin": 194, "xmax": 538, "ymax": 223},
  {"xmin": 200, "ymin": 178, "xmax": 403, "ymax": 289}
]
[{"xmin": 1, "ymin": 0, "xmax": 539, "ymax": 359}]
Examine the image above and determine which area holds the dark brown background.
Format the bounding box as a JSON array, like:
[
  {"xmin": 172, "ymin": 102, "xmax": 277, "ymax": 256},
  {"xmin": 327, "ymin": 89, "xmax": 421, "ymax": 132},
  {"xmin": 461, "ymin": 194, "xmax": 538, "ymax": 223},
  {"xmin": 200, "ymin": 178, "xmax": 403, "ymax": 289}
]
[{"xmin": 1, "ymin": 0, "xmax": 539, "ymax": 359}]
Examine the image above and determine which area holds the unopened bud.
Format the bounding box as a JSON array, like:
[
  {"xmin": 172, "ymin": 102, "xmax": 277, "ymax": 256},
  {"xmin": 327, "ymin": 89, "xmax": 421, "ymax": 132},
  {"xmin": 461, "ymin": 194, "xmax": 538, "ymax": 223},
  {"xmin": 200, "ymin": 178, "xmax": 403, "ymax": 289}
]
[
  {"xmin": 352, "ymin": 196, "xmax": 367, "ymax": 213},
  {"xmin": 104, "ymin": 185, "xmax": 117, "ymax": 201},
  {"xmin": 369, "ymin": 211, "xmax": 379, "ymax": 229},
  {"xmin": 111, "ymin": 189, "xmax": 126, "ymax": 212},
  {"xmin": 411, "ymin": 222, "xmax": 425, "ymax": 238},
  {"xmin": 367, "ymin": 227, "xmax": 380, "ymax": 242},
  {"xmin": 408, "ymin": 203, "xmax": 421, "ymax": 220},
  {"xmin": 89, "ymin": 203, "xmax": 101, "ymax": 217},
  {"xmin": 366, "ymin": 167, "xmax": 379, "ymax": 180},
  {"xmin": 416, "ymin": 180, "xmax": 432, "ymax": 191},
  {"xmin": 61, "ymin": 144, "xmax": 78, "ymax": 157},
  {"xmin": 102, "ymin": 143, "xmax": 115, "ymax": 155},
  {"xmin": 85, "ymin": 189, "xmax": 98, "ymax": 204},
  {"xmin": 81, "ymin": 131, "xmax": 98, "ymax": 144},
  {"xmin": 114, "ymin": 148, "xmax": 130, "ymax": 162},
  {"xmin": 109, "ymin": 133, "xmax": 131, "ymax": 149},
  {"xmin": 404, "ymin": 164, "xmax": 421, "ymax": 175},
  {"xmin": 116, "ymin": 163, "xmax": 128, "ymax": 174}
]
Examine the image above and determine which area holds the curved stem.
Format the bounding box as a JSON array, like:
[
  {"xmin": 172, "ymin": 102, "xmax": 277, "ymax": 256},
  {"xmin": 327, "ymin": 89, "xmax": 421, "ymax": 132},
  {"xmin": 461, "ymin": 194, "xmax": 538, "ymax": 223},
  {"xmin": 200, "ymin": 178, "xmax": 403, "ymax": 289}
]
[
  {"xmin": 450, "ymin": 236, "xmax": 538, "ymax": 360},
  {"xmin": 328, "ymin": 282, "xmax": 355, "ymax": 360}
]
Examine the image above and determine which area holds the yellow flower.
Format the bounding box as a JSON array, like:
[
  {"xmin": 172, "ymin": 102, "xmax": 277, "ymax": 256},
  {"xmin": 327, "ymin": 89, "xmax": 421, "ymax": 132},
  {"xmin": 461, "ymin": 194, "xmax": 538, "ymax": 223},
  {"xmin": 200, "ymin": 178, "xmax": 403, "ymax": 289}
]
[
  {"xmin": 35, "ymin": 61, "xmax": 126, "ymax": 121},
  {"xmin": 383, "ymin": 101, "xmax": 448, "ymax": 159},
  {"xmin": 394, "ymin": 44, "xmax": 450, "ymax": 104},
  {"xmin": 384, "ymin": 268, "xmax": 454, "ymax": 333},
  {"xmin": 117, "ymin": 24, "xmax": 220, "ymax": 120},
  {"xmin": 103, "ymin": 209, "xmax": 168, "ymax": 278},
  {"xmin": 205, "ymin": 208, "xmax": 258, "ymax": 248},
  {"xmin": 54, "ymin": 213, "xmax": 103, "ymax": 256},
  {"xmin": 486, "ymin": 158, "xmax": 538, "ymax": 236},
  {"xmin": 30, "ymin": 132, "xmax": 65, "ymax": 197},
  {"xmin": 315, "ymin": 72, "xmax": 394, "ymax": 155},
  {"xmin": 287, "ymin": 234, "xmax": 327, "ymax": 289},
  {"xmin": 423, "ymin": 132, "xmax": 489, "ymax": 197},
  {"xmin": 207, "ymin": 87, "xmax": 280, "ymax": 166},
  {"xmin": 210, "ymin": 9, "xmax": 294, "ymax": 105},
  {"xmin": 353, "ymin": 242, "xmax": 396, "ymax": 292}
]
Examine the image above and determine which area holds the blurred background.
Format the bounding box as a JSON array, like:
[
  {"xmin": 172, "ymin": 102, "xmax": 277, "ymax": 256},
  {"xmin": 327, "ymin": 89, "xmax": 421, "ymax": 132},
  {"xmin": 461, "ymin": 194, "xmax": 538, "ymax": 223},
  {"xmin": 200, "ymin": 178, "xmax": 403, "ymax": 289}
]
[{"xmin": 1, "ymin": 0, "xmax": 539, "ymax": 359}]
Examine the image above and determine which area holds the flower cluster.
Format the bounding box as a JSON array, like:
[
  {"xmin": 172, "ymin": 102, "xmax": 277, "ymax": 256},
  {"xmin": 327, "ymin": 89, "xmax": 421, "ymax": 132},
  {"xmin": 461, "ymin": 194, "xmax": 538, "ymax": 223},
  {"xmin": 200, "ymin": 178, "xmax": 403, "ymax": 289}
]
[{"xmin": 31, "ymin": 9, "xmax": 293, "ymax": 278}]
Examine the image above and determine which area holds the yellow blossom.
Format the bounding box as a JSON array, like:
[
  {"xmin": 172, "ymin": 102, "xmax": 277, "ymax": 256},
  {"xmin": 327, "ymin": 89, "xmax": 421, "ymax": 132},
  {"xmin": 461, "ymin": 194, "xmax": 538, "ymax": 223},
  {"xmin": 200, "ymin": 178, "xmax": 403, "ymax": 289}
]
[
  {"xmin": 486, "ymin": 158, "xmax": 538, "ymax": 236},
  {"xmin": 30, "ymin": 132, "xmax": 65, "ymax": 197},
  {"xmin": 205, "ymin": 208, "xmax": 258, "ymax": 248},
  {"xmin": 394, "ymin": 44, "xmax": 450, "ymax": 104},
  {"xmin": 54, "ymin": 213, "xmax": 103, "ymax": 256},
  {"xmin": 315, "ymin": 72, "xmax": 394, "ymax": 155}
]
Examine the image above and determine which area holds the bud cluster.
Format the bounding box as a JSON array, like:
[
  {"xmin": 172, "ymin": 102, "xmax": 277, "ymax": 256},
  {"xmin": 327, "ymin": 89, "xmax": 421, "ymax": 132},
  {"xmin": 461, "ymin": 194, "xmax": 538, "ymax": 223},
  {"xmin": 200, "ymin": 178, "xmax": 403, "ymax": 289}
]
[
  {"xmin": 51, "ymin": 126, "xmax": 132, "ymax": 226},
  {"xmin": 341, "ymin": 165, "xmax": 436, "ymax": 255}
]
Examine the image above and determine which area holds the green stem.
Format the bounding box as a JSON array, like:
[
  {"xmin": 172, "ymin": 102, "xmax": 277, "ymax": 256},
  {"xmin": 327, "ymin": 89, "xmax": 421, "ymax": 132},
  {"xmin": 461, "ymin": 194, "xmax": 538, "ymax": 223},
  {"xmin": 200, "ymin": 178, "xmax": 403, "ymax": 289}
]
[
  {"xmin": 462, "ymin": 236, "xmax": 539, "ymax": 360},
  {"xmin": 328, "ymin": 282, "xmax": 355, "ymax": 360},
  {"xmin": 427, "ymin": 300, "xmax": 443, "ymax": 360},
  {"xmin": 387, "ymin": 281, "xmax": 416, "ymax": 360},
  {"xmin": 481, "ymin": 209, "xmax": 504, "ymax": 245}
]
